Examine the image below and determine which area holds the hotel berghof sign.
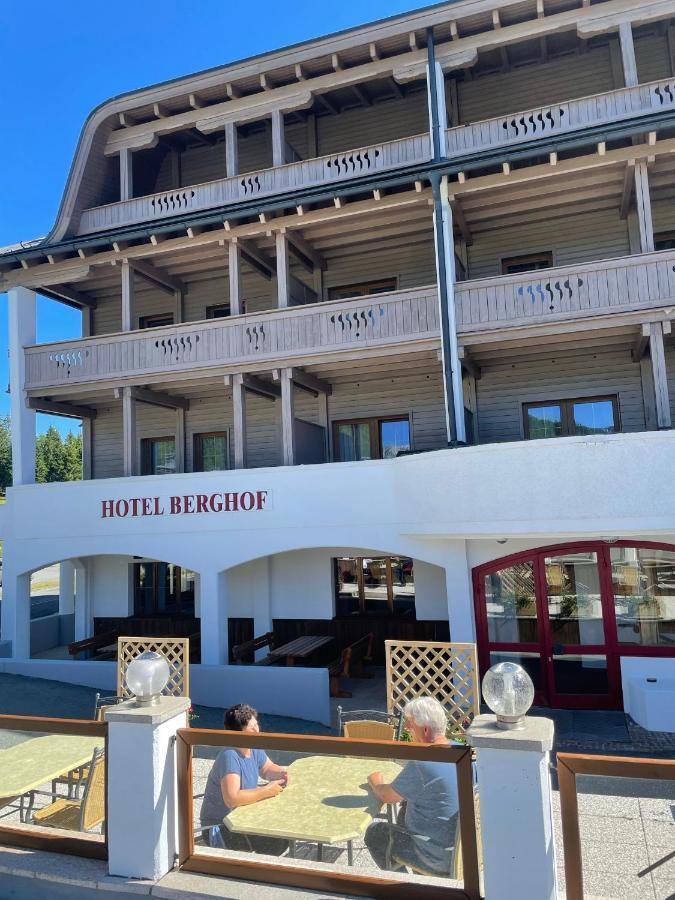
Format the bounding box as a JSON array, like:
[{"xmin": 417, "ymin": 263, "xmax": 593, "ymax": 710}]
[{"xmin": 100, "ymin": 490, "xmax": 270, "ymax": 519}]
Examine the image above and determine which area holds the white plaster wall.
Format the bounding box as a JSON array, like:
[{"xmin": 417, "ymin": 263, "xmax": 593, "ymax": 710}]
[
  {"xmin": 414, "ymin": 560, "xmax": 447, "ymax": 621},
  {"xmin": 270, "ymin": 550, "xmax": 335, "ymax": 619},
  {"xmin": 90, "ymin": 556, "xmax": 133, "ymax": 618}
]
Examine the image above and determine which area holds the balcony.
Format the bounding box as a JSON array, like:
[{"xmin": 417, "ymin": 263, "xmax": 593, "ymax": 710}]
[
  {"xmin": 446, "ymin": 77, "xmax": 675, "ymax": 156},
  {"xmin": 77, "ymin": 134, "xmax": 432, "ymax": 235}
]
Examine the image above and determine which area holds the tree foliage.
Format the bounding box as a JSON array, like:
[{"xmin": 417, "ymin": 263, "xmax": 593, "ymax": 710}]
[{"xmin": 0, "ymin": 419, "xmax": 82, "ymax": 492}]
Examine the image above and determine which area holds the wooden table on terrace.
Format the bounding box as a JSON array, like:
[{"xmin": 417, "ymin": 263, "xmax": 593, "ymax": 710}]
[
  {"xmin": 267, "ymin": 635, "xmax": 335, "ymax": 666},
  {"xmin": 224, "ymin": 754, "xmax": 402, "ymax": 864},
  {"xmin": 0, "ymin": 733, "xmax": 103, "ymax": 816}
]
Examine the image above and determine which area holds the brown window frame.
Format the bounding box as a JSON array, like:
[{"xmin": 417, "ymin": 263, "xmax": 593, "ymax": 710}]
[
  {"xmin": 501, "ymin": 252, "xmax": 554, "ymax": 275},
  {"xmin": 193, "ymin": 431, "xmax": 230, "ymax": 472},
  {"xmin": 654, "ymin": 230, "xmax": 675, "ymax": 251},
  {"xmin": 332, "ymin": 415, "xmax": 411, "ymax": 461},
  {"xmin": 133, "ymin": 560, "xmax": 195, "ymax": 618},
  {"xmin": 523, "ymin": 395, "xmax": 620, "ymax": 440},
  {"xmin": 139, "ymin": 313, "xmax": 174, "ymax": 329},
  {"xmin": 205, "ymin": 303, "xmax": 232, "ymax": 319},
  {"xmin": 140, "ymin": 435, "xmax": 177, "ymax": 476},
  {"xmin": 334, "ymin": 555, "xmax": 415, "ymax": 616},
  {"xmin": 327, "ymin": 277, "xmax": 397, "ymax": 301}
]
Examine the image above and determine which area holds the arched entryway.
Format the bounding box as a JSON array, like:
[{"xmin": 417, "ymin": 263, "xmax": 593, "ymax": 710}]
[{"xmin": 473, "ymin": 541, "xmax": 675, "ymax": 709}]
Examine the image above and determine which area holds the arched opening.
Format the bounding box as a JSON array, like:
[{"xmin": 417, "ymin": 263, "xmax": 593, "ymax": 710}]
[{"xmin": 473, "ymin": 541, "xmax": 675, "ymax": 710}]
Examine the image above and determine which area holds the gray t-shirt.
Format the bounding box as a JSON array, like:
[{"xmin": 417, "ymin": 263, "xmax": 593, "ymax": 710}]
[
  {"xmin": 200, "ymin": 747, "xmax": 269, "ymax": 828},
  {"xmin": 391, "ymin": 754, "xmax": 459, "ymax": 873}
]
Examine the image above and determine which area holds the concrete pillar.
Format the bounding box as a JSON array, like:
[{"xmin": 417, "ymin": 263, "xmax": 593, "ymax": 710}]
[
  {"xmin": 198, "ymin": 570, "xmax": 228, "ymax": 664},
  {"xmin": 254, "ymin": 557, "xmax": 273, "ymax": 661},
  {"xmin": 468, "ymin": 715, "xmax": 557, "ymax": 900},
  {"xmin": 59, "ymin": 561, "xmax": 76, "ymax": 616},
  {"xmin": 444, "ymin": 540, "xmax": 476, "ymax": 642},
  {"xmin": 73, "ymin": 559, "xmax": 90, "ymax": 642},
  {"xmin": 8, "ymin": 286, "xmax": 36, "ymax": 486},
  {"xmin": 106, "ymin": 696, "xmax": 190, "ymax": 880},
  {"xmin": 225, "ymin": 122, "xmax": 238, "ymax": 177},
  {"xmin": 0, "ymin": 555, "xmax": 31, "ymax": 659},
  {"xmin": 228, "ymin": 239, "xmax": 242, "ymax": 316}
]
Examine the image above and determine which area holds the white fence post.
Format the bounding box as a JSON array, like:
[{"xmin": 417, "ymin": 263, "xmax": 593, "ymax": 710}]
[
  {"xmin": 467, "ymin": 714, "xmax": 557, "ymax": 900},
  {"xmin": 106, "ymin": 696, "xmax": 190, "ymax": 880}
]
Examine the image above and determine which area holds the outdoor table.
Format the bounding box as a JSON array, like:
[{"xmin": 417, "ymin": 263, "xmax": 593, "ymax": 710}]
[
  {"xmin": 224, "ymin": 753, "xmax": 402, "ymax": 864},
  {"xmin": 267, "ymin": 635, "xmax": 335, "ymax": 666},
  {"xmin": 0, "ymin": 733, "xmax": 103, "ymax": 818}
]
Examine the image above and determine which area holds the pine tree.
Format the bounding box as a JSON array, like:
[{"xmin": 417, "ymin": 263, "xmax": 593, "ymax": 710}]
[
  {"xmin": 63, "ymin": 431, "xmax": 83, "ymax": 481},
  {"xmin": 0, "ymin": 417, "xmax": 11, "ymax": 493}
]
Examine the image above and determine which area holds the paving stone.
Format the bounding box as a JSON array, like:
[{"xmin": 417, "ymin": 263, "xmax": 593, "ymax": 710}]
[
  {"xmin": 642, "ymin": 820, "xmax": 675, "ymax": 849},
  {"xmin": 581, "ymin": 868, "xmax": 656, "ymax": 899},
  {"xmin": 646, "ymin": 844, "xmax": 675, "ymax": 882},
  {"xmin": 639, "ymin": 797, "xmax": 675, "ymax": 823},
  {"xmin": 580, "ymin": 838, "xmax": 650, "ymax": 876},
  {"xmin": 576, "ymin": 792, "xmax": 641, "ymax": 819},
  {"xmin": 651, "ymin": 875, "xmax": 675, "ymax": 900}
]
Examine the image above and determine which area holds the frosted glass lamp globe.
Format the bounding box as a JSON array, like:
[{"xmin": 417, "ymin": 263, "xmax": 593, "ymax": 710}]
[
  {"xmin": 126, "ymin": 651, "xmax": 171, "ymax": 706},
  {"xmin": 482, "ymin": 661, "xmax": 534, "ymax": 730}
]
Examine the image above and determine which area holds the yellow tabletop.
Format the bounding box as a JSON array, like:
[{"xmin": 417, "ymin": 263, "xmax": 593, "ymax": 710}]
[
  {"xmin": 224, "ymin": 754, "xmax": 403, "ymax": 844},
  {"xmin": 0, "ymin": 734, "xmax": 102, "ymax": 798}
]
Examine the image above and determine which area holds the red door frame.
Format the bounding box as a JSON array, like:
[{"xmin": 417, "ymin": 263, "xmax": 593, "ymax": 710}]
[{"xmin": 472, "ymin": 540, "xmax": 675, "ymax": 710}]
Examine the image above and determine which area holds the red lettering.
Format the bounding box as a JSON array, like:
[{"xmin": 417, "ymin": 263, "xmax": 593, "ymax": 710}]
[
  {"xmin": 129, "ymin": 498, "xmax": 141, "ymax": 517},
  {"xmin": 101, "ymin": 499, "xmax": 114, "ymax": 518},
  {"xmin": 183, "ymin": 495, "xmax": 195, "ymax": 514},
  {"xmin": 209, "ymin": 494, "xmax": 223, "ymax": 513},
  {"xmin": 115, "ymin": 500, "xmax": 129, "ymax": 518},
  {"xmin": 170, "ymin": 496, "xmax": 182, "ymax": 515},
  {"xmin": 240, "ymin": 491, "xmax": 255, "ymax": 511},
  {"xmin": 256, "ymin": 490, "xmax": 268, "ymax": 510},
  {"xmin": 196, "ymin": 494, "xmax": 208, "ymax": 514},
  {"xmin": 153, "ymin": 497, "xmax": 163, "ymax": 516},
  {"xmin": 141, "ymin": 497, "xmax": 152, "ymax": 516},
  {"xmin": 223, "ymin": 492, "xmax": 239, "ymax": 512}
]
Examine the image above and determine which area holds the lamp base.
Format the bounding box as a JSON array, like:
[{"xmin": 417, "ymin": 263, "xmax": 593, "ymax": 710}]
[
  {"xmin": 496, "ymin": 715, "xmax": 526, "ymax": 730},
  {"xmin": 134, "ymin": 695, "xmax": 161, "ymax": 707}
]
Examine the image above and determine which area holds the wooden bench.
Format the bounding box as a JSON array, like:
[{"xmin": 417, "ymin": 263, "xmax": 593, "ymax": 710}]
[
  {"xmin": 328, "ymin": 633, "xmax": 374, "ymax": 698},
  {"xmin": 68, "ymin": 628, "xmax": 120, "ymax": 660},
  {"xmin": 231, "ymin": 631, "xmax": 277, "ymax": 666}
]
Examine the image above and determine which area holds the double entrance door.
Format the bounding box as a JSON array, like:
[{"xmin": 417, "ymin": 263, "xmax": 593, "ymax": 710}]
[{"xmin": 474, "ymin": 543, "xmax": 624, "ymax": 709}]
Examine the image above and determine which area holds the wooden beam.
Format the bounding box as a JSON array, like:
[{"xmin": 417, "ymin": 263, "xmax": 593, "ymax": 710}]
[
  {"xmin": 242, "ymin": 374, "xmax": 281, "ymax": 401},
  {"xmin": 26, "ymin": 398, "xmax": 97, "ymax": 419},
  {"xmin": 271, "ymin": 109, "xmax": 285, "ymax": 167},
  {"xmin": 39, "ymin": 284, "xmax": 97, "ymax": 310},
  {"xmin": 238, "ymin": 239, "xmax": 274, "ymax": 279},
  {"xmin": 618, "ymin": 20, "xmax": 638, "ymax": 87},
  {"xmin": 648, "ymin": 321, "xmax": 671, "ymax": 428},
  {"xmin": 634, "ymin": 160, "xmax": 655, "ymax": 252},
  {"xmin": 450, "ymin": 197, "xmax": 473, "ymax": 246},
  {"xmin": 121, "ymin": 260, "xmax": 134, "ymax": 332},
  {"xmin": 276, "ymin": 231, "xmax": 290, "ymax": 308},
  {"xmin": 114, "ymin": 386, "xmax": 190, "ymax": 411},
  {"xmin": 225, "ymin": 121, "xmax": 238, "ymax": 177},
  {"xmin": 619, "ymin": 160, "xmax": 635, "ymax": 219},
  {"xmin": 279, "ymin": 368, "xmax": 296, "ymax": 466},
  {"xmin": 351, "ymin": 85, "xmax": 372, "ymax": 107},
  {"xmin": 121, "ymin": 385, "xmax": 137, "ymax": 477},
  {"xmin": 228, "ymin": 240, "xmax": 242, "ymax": 316},
  {"xmin": 458, "ymin": 345, "xmax": 481, "ymax": 380},
  {"xmin": 127, "ymin": 258, "xmax": 184, "ymax": 294},
  {"xmin": 631, "ymin": 323, "xmax": 650, "ymax": 361},
  {"xmin": 286, "ymin": 230, "xmax": 327, "ymax": 271},
  {"xmin": 231, "ymin": 373, "xmax": 247, "ymax": 468},
  {"xmin": 272, "ymin": 367, "xmax": 332, "ymax": 396}
]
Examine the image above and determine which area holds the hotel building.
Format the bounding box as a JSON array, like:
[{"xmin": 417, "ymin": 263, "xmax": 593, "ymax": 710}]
[{"xmin": 1, "ymin": 0, "xmax": 675, "ymax": 723}]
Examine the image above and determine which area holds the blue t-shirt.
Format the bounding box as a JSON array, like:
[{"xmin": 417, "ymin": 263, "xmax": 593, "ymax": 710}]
[
  {"xmin": 391, "ymin": 755, "xmax": 459, "ymax": 873},
  {"xmin": 200, "ymin": 747, "xmax": 268, "ymax": 828}
]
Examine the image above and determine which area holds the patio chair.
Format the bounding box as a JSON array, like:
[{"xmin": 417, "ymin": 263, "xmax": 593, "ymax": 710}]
[
  {"xmin": 337, "ymin": 707, "xmax": 402, "ymax": 741},
  {"xmin": 94, "ymin": 692, "xmax": 126, "ymax": 721},
  {"xmin": 32, "ymin": 747, "xmax": 105, "ymax": 833}
]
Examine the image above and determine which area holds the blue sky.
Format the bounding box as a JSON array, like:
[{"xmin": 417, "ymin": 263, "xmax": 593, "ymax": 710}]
[{"xmin": 0, "ymin": 0, "xmax": 423, "ymax": 436}]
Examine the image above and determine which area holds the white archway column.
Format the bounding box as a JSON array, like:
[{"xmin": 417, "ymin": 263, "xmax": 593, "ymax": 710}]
[
  {"xmin": 0, "ymin": 556, "xmax": 31, "ymax": 659},
  {"xmin": 444, "ymin": 540, "xmax": 476, "ymax": 642},
  {"xmin": 73, "ymin": 558, "xmax": 91, "ymax": 642},
  {"xmin": 8, "ymin": 286, "xmax": 36, "ymax": 486},
  {"xmin": 254, "ymin": 557, "xmax": 273, "ymax": 659},
  {"xmin": 59, "ymin": 561, "xmax": 76, "ymax": 615},
  {"xmin": 198, "ymin": 571, "xmax": 228, "ymax": 664}
]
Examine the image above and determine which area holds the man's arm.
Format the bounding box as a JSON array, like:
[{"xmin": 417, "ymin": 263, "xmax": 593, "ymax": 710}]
[
  {"xmin": 221, "ymin": 773, "xmax": 283, "ymax": 809},
  {"xmin": 368, "ymin": 772, "xmax": 403, "ymax": 805}
]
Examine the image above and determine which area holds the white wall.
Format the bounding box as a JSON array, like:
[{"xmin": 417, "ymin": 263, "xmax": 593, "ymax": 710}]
[
  {"xmin": 414, "ymin": 560, "xmax": 448, "ymax": 620},
  {"xmin": 90, "ymin": 556, "xmax": 133, "ymax": 618}
]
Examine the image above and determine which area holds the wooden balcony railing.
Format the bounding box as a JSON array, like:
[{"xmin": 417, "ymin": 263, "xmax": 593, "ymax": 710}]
[
  {"xmin": 446, "ymin": 77, "xmax": 675, "ymax": 156},
  {"xmin": 77, "ymin": 134, "xmax": 432, "ymax": 234},
  {"xmin": 24, "ymin": 286, "xmax": 440, "ymax": 390},
  {"xmin": 454, "ymin": 249, "xmax": 675, "ymax": 331}
]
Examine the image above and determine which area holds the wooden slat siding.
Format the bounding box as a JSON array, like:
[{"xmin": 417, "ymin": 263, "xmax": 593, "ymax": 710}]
[
  {"xmin": 25, "ymin": 287, "xmax": 439, "ymax": 390},
  {"xmin": 476, "ymin": 347, "xmax": 648, "ymax": 445},
  {"xmin": 634, "ymin": 32, "xmax": 672, "ymax": 85},
  {"xmin": 78, "ymin": 133, "xmax": 432, "ymax": 234},
  {"xmin": 653, "ymin": 199, "xmax": 675, "ymax": 234},
  {"xmin": 447, "ymin": 76, "xmax": 675, "ymax": 158},
  {"xmin": 665, "ymin": 347, "xmax": 675, "ymax": 426}
]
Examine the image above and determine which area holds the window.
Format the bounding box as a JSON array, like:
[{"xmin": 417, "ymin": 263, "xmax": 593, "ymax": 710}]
[
  {"xmin": 206, "ymin": 304, "xmax": 231, "ymax": 319},
  {"xmin": 501, "ymin": 252, "xmax": 553, "ymax": 275},
  {"xmin": 141, "ymin": 437, "xmax": 176, "ymax": 475},
  {"xmin": 654, "ymin": 231, "xmax": 675, "ymax": 251},
  {"xmin": 328, "ymin": 278, "xmax": 397, "ymax": 301},
  {"xmin": 133, "ymin": 562, "xmax": 195, "ymax": 617},
  {"xmin": 523, "ymin": 397, "xmax": 618, "ymax": 440},
  {"xmin": 333, "ymin": 416, "xmax": 411, "ymax": 461},
  {"xmin": 611, "ymin": 547, "xmax": 675, "ymax": 647},
  {"xmin": 335, "ymin": 556, "xmax": 415, "ymax": 616},
  {"xmin": 139, "ymin": 313, "xmax": 174, "ymax": 329},
  {"xmin": 194, "ymin": 432, "xmax": 229, "ymax": 472}
]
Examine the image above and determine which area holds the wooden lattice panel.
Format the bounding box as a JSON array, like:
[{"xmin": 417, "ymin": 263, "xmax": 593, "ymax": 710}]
[
  {"xmin": 385, "ymin": 641, "xmax": 479, "ymax": 732},
  {"xmin": 117, "ymin": 636, "xmax": 190, "ymax": 698}
]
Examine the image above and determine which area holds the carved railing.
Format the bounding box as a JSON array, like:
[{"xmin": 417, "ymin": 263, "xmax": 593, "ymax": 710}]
[
  {"xmin": 454, "ymin": 249, "xmax": 675, "ymax": 330},
  {"xmin": 24, "ymin": 287, "xmax": 439, "ymax": 390},
  {"xmin": 446, "ymin": 77, "xmax": 675, "ymax": 155},
  {"xmin": 78, "ymin": 134, "xmax": 431, "ymax": 234}
]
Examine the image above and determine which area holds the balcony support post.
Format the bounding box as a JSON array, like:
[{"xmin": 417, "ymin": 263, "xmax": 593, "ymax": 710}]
[
  {"xmin": 618, "ymin": 22, "xmax": 638, "ymax": 87},
  {"xmin": 121, "ymin": 260, "xmax": 134, "ymax": 332},
  {"xmin": 121, "ymin": 386, "xmax": 137, "ymax": 476},
  {"xmin": 225, "ymin": 122, "xmax": 238, "ymax": 177},
  {"xmin": 82, "ymin": 419, "xmax": 93, "ymax": 479},
  {"xmin": 271, "ymin": 109, "xmax": 285, "ymax": 167},
  {"xmin": 648, "ymin": 322, "xmax": 671, "ymax": 429},
  {"xmin": 120, "ymin": 147, "xmax": 133, "ymax": 201},
  {"xmin": 175, "ymin": 407, "xmax": 185, "ymax": 473},
  {"xmin": 231, "ymin": 373, "xmax": 247, "ymax": 469},
  {"xmin": 8, "ymin": 286, "xmax": 36, "ymax": 486},
  {"xmin": 634, "ymin": 161, "xmax": 654, "ymax": 253},
  {"xmin": 276, "ymin": 231, "xmax": 290, "ymax": 308},
  {"xmin": 229, "ymin": 239, "xmax": 242, "ymax": 316},
  {"xmin": 280, "ymin": 367, "xmax": 296, "ymax": 466}
]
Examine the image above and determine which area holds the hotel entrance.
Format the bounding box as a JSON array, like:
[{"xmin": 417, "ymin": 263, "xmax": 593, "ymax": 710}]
[{"xmin": 473, "ymin": 542, "xmax": 675, "ymax": 710}]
